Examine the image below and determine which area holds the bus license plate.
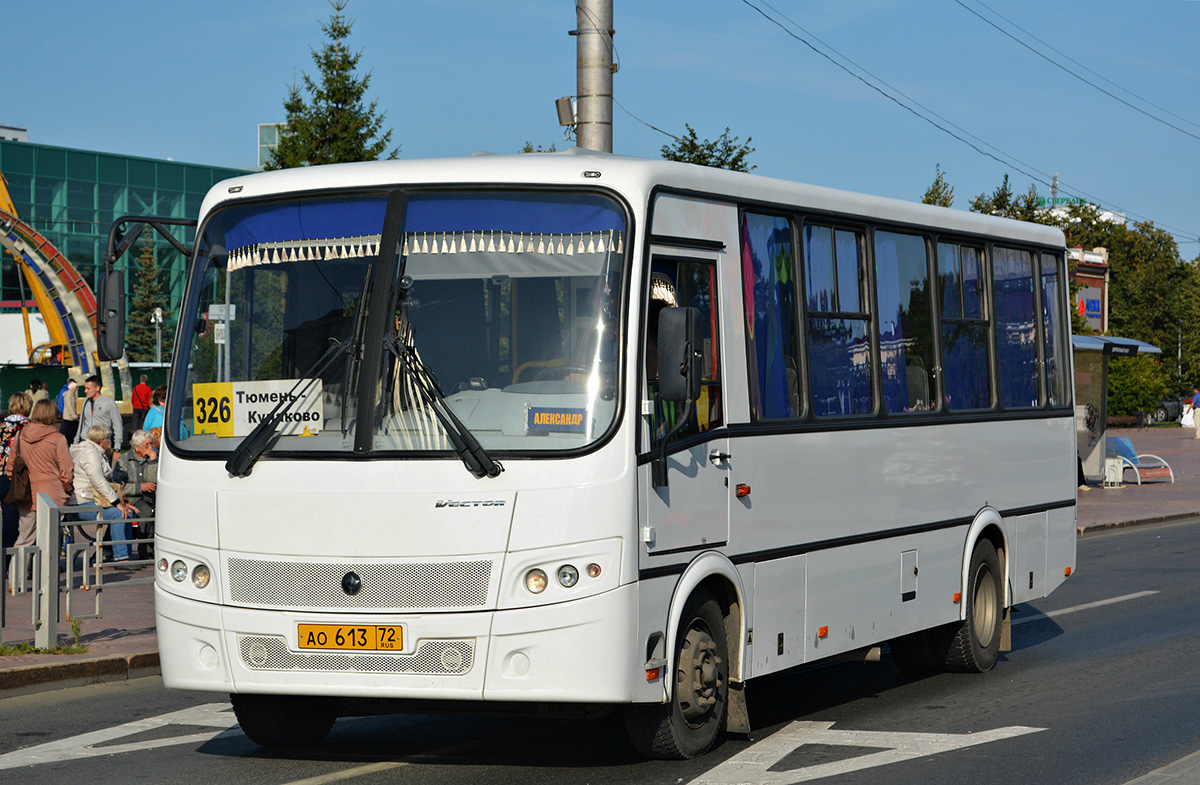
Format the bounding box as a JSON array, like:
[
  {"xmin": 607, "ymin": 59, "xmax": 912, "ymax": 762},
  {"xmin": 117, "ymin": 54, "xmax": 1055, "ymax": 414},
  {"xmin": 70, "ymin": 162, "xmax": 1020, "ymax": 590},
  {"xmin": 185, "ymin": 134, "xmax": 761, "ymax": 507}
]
[{"xmin": 297, "ymin": 624, "xmax": 403, "ymax": 652}]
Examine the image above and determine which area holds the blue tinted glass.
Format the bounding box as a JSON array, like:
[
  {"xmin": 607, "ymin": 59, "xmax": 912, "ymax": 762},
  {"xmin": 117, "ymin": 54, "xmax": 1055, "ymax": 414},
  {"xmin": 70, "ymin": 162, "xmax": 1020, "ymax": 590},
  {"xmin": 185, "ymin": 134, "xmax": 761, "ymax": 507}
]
[
  {"xmin": 808, "ymin": 317, "xmax": 873, "ymax": 416},
  {"xmin": 835, "ymin": 230, "xmax": 862, "ymax": 312},
  {"xmin": 994, "ymin": 247, "xmax": 1037, "ymax": 408},
  {"xmin": 742, "ymin": 213, "xmax": 800, "ymax": 419},
  {"xmin": 1042, "ymin": 253, "xmax": 1068, "ymax": 406},
  {"xmin": 938, "ymin": 243, "xmax": 961, "ymax": 319},
  {"xmin": 942, "ymin": 323, "xmax": 990, "ymax": 409},
  {"xmin": 875, "ymin": 231, "xmax": 935, "ymax": 414},
  {"xmin": 805, "ymin": 225, "xmax": 835, "ymax": 312},
  {"xmin": 962, "ymin": 246, "xmax": 983, "ymax": 319}
]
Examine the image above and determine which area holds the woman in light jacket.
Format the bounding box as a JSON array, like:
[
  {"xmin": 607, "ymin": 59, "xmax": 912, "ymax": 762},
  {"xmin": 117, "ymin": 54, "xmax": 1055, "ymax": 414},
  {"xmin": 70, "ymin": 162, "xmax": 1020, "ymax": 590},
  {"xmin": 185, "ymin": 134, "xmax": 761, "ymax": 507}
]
[
  {"xmin": 5, "ymin": 400, "xmax": 74, "ymax": 553},
  {"xmin": 70, "ymin": 425, "xmax": 137, "ymax": 563}
]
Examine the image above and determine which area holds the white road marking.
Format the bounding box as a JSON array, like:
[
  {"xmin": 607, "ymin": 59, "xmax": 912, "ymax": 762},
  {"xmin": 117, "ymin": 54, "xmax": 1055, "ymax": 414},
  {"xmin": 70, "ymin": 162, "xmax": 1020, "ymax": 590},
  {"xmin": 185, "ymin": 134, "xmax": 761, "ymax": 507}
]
[
  {"xmin": 690, "ymin": 721, "xmax": 1044, "ymax": 784},
  {"xmin": 1012, "ymin": 590, "xmax": 1160, "ymax": 626},
  {"xmin": 0, "ymin": 702, "xmax": 238, "ymax": 770}
]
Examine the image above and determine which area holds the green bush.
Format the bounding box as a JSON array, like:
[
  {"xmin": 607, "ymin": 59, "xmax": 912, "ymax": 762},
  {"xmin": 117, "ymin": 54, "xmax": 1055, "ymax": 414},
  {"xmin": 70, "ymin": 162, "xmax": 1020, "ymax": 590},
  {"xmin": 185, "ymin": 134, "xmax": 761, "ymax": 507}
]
[{"xmin": 1107, "ymin": 355, "xmax": 1171, "ymax": 416}]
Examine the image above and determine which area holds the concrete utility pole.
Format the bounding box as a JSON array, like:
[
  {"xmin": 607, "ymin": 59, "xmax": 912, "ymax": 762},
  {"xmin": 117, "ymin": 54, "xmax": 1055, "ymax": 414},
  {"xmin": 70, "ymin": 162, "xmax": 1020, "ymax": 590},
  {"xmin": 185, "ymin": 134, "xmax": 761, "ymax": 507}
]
[{"xmin": 575, "ymin": 0, "xmax": 613, "ymax": 153}]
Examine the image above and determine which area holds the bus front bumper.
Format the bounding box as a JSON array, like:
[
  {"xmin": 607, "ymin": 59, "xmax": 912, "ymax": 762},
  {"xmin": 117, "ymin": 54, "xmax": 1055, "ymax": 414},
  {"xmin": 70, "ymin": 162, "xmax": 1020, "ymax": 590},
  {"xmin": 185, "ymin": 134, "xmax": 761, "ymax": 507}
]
[{"xmin": 155, "ymin": 582, "xmax": 639, "ymax": 703}]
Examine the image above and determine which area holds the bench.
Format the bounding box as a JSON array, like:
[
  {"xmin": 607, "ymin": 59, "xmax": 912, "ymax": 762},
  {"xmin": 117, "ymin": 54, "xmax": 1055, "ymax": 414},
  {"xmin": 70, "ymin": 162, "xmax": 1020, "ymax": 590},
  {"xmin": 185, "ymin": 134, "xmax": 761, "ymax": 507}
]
[{"xmin": 1105, "ymin": 436, "xmax": 1174, "ymax": 486}]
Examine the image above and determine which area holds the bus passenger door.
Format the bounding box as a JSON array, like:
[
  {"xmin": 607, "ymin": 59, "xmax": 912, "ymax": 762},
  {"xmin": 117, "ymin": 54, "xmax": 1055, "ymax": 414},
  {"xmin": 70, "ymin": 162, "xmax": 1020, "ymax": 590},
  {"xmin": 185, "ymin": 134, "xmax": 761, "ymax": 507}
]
[{"xmin": 641, "ymin": 256, "xmax": 730, "ymax": 554}]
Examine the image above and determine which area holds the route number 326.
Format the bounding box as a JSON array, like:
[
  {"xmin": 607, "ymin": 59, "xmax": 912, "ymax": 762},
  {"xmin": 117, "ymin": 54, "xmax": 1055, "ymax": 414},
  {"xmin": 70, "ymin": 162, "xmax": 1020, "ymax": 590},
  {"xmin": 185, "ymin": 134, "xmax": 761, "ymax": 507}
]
[{"xmin": 196, "ymin": 395, "xmax": 232, "ymax": 425}]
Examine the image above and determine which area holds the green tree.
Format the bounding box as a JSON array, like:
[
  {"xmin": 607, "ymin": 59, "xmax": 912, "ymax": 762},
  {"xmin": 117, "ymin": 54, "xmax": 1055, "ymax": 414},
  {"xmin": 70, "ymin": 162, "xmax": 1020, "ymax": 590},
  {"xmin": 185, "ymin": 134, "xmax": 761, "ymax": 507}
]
[
  {"xmin": 266, "ymin": 0, "xmax": 398, "ymax": 169},
  {"xmin": 921, "ymin": 164, "xmax": 954, "ymax": 207},
  {"xmin": 969, "ymin": 175, "xmax": 1047, "ymax": 223},
  {"xmin": 125, "ymin": 239, "xmax": 171, "ymax": 362},
  {"xmin": 1106, "ymin": 354, "xmax": 1171, "ymax": 417},
  {"xmin": 520, "ymin": 142, "xmax": 557, "ymax": 153},
  {"xmin": 661, "ymin": 124, "xmax": 755, "ymax": 172}
]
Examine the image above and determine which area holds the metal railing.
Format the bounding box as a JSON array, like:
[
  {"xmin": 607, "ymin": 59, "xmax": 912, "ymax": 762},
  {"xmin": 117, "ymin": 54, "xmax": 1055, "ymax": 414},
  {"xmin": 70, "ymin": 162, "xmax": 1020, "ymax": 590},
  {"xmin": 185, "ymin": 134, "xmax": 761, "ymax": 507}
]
[{"xmin": 1, "ymin": 492, "xmax": 153, "ymax": 648}]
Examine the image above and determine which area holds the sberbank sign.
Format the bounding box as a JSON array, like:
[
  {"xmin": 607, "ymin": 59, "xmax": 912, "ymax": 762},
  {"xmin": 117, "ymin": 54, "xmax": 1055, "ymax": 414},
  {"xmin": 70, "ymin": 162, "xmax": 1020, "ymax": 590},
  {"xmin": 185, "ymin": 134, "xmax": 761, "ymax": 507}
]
[{"xmin": 1037, "ymin": 197, "xmax": 1088, "ymax": 207}]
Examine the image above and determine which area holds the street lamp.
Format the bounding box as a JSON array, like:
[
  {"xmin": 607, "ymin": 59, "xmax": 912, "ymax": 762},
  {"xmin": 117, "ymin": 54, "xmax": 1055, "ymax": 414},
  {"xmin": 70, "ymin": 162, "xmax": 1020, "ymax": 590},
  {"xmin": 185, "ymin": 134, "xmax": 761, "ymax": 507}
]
[{"xmin": 151, "ymin": 307, "xmax": 164, "ymax": 364}]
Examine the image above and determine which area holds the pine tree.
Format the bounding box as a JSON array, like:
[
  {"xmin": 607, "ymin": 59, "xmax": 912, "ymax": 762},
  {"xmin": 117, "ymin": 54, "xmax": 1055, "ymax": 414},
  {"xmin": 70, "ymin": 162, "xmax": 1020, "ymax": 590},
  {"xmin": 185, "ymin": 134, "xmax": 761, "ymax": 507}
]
[
  {"xmin": 921, "ymin": 164, "xmax": 955, "ymax": 207},
  {"xmin": 126, "ymin": 238, "xmax": 171, "ymax": 362},
  {"xmin": 266, "ymin": 0, "xmax": 398, "ymax": 169}
]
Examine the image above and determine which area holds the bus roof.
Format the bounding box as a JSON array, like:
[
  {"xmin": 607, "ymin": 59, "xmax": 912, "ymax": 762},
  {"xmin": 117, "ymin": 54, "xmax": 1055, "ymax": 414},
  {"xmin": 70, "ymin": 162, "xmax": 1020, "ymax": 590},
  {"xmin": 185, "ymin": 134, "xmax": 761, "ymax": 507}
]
[{"xmin": 203, "ymin": 149, "xmax": 1066, "ymax": 249}]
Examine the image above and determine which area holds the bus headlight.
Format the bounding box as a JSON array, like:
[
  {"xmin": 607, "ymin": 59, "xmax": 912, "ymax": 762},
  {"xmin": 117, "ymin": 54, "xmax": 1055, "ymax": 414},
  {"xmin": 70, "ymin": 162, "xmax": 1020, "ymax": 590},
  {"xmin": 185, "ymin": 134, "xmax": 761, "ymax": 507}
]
[
  {"xmin": 557, "ymin": 564, "xmax": 579, "ymax": 588},
  {"xmin": 170, "ymin": 560, "xmax": 188, "ymax": 582},
  {"xmin": 192, "ymin": 564, "xmax": 212, "ymax": 589},
  {"xmin": 525, "ymin": 568, "xmax": 548, "ymax": 594}
]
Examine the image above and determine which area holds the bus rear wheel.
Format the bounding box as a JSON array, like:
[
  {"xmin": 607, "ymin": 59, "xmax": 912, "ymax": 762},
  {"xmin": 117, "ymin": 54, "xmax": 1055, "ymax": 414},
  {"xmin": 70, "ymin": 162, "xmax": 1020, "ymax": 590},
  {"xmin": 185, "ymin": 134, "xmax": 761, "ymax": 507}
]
[
  {"xmin": 890, "ymin": 538, "xmax": 1003, "ymax": 674},
  {"xmin": 624, "ymin": 589, "xmax": 728, "ymax": 759},
  {"xmin": 945, "ymin": 538, "xmax": 1003, "ymax": 672},
  {"xmin": 230, "ymin": 693, "xmax": 335, "ymax": 748}
]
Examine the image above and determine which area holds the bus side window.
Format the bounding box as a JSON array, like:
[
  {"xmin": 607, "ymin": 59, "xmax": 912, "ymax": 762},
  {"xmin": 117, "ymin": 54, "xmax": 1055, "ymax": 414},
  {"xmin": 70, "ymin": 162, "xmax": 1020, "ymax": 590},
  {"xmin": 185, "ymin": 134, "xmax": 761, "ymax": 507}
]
[
  {"xmin": 805, "ymin": 225, "xmax": 873, "ymax": 417},
  {"xmin": 741, "ymin": 212, "xmax": 801, "ymax": 419}
]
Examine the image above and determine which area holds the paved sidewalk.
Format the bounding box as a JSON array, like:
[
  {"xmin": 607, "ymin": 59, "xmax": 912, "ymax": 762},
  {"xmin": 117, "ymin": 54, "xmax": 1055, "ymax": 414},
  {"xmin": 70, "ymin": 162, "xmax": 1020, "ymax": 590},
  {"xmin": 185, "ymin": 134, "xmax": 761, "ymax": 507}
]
[
  {"xmin": 1, "ymin": 426, "xmax": 1198, "ymax": 696},
  {"xmin": 0, "ymin": 563, "xmax": 158, "ymax": 695}
]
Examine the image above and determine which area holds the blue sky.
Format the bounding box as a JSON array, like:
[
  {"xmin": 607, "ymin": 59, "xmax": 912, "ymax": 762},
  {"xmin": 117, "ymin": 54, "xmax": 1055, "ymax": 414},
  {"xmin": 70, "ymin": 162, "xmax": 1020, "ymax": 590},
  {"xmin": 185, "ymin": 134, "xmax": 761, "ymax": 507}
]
[{"xmin": 9, "ymin": 1, "xmax": 1198, "ymax": 250}]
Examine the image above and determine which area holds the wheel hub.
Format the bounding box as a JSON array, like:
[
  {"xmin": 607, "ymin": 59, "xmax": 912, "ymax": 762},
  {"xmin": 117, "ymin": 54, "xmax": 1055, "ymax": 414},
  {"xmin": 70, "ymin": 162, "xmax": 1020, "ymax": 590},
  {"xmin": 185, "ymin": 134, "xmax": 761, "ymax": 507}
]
[{"xmin": 676, "ymin": 626, "xmax": 723, "ymax": 724}]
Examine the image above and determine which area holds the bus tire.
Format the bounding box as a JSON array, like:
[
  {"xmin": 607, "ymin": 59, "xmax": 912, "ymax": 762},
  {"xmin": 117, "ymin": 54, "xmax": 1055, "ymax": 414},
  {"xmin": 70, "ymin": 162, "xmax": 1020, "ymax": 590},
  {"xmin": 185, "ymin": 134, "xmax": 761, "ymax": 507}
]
[
  {"xmin": 230, "ymin": 693, "xmax": 335, "ymax": 748},
  {"xmin": 624, "ymin": 589, "xmax": 728, "ymax": 759},
  {"xmin": 944, "ymin": 538, "xmax": 1003, "ymax": 673}
]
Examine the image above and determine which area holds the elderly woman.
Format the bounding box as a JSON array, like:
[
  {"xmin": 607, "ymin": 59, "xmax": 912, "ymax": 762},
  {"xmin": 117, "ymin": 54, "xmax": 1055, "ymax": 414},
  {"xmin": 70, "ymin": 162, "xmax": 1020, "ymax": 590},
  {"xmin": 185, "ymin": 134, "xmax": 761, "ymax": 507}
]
[
  {"xmin": 0, "ymin": 392, "xmax": 32, "ymax": 555},
  {"xmin": 5, "ymin": 400, "xmax": 74, "ymax": 561},
  {"xmin": 70, "ymin": 425, "xmax": 137, "ymax": 564}
]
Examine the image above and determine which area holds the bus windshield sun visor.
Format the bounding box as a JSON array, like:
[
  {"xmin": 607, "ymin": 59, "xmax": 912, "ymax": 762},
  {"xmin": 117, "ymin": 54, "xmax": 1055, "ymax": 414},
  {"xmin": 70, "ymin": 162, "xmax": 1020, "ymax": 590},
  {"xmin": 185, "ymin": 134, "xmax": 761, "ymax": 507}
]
[
  {"xmin": 384, "ymin": 331, "xmax": 503, "ymax": 480},
  {"xmin": 224, "ymin": 336, "xmax": 355, "ymax": 478}
]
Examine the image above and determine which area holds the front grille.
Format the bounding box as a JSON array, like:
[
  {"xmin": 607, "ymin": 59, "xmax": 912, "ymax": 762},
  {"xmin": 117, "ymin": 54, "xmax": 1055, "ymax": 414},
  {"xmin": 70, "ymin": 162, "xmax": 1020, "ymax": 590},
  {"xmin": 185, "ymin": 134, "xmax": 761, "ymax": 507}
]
[
  {"xmin": 227, "ymin": 558, "xmax": 492, "ymax": 610},
  {"xmin": 238, "ymin": 635, "xmax": 474, "ymax": 675}
]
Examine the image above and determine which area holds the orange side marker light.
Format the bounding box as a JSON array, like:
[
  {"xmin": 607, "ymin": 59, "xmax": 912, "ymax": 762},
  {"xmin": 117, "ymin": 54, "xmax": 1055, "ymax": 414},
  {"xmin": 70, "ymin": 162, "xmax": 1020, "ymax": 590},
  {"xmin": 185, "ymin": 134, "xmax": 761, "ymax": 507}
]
[
  {"xmin": 736, "ymin": 484, "xmax": 751, "ymax": 498},
  {"xmin": 817, "ymin": 626, "xmax": 829, "ymax": 639},
  {"xmin": 952, "ymin": 592, "xmax": 962, "ymax": 604},
  {"xmin": 1065, "ymin": 567, "xmax": 1072, "ymax": 577}
]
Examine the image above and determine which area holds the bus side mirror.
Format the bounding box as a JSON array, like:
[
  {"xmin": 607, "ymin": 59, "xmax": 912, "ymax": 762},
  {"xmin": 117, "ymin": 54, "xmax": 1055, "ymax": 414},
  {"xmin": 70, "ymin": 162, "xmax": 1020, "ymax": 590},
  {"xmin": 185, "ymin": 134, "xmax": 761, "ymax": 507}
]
[
  {"xmin": 96, "ymin": 267, "xmax": 126, "ymax": 361},
  {"xmin": 657, "ymin": 306, "xmax": 702, "ymax": 403}
]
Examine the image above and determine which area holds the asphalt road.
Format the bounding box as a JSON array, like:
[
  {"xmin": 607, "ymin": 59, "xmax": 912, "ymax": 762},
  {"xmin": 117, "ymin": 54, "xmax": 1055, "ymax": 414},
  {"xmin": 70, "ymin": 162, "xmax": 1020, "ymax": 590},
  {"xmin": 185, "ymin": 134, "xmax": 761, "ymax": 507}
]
[{"xmin": 1, "ymin": 519, "xmax": 1198, "ymax": 785}]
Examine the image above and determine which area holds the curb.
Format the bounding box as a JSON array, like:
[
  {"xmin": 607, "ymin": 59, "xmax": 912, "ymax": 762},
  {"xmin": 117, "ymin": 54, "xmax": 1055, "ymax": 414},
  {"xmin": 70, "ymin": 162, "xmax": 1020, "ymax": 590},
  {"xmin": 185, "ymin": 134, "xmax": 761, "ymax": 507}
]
[
  {"xmin": 0, "ymin": 651, "xmax": 159, "ymax": 697},
  {"xmin": 1078, "ymin": 511, "xmax": 1200, "ymax": 536}
]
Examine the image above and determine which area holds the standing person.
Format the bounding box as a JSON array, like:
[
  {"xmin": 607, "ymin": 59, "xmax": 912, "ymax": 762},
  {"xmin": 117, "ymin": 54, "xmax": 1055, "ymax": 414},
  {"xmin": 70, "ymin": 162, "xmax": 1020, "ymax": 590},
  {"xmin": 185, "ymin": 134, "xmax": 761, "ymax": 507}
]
[
  {"xmin": 29, "ymin": 379, "xmax": 49, "ymax": 405},
  {"xmin": 5, "ymin": 400, "xmax": 73, "ymax": 577},
  {"xmin": 131, "ymin": 374, "xmax": 152, "ymax": 431},
  {"xmin": 70, "ymin": 425, "xmax": 137, "ymax": 564},
  {"xmin": 57, "ymin": 378, "xmax": 79, "ymax": 443},
  {"xmin": 74, "ymin": 375, "xmax": 124, "ymax": 454},
  {"xmin": 1192, "ymin": 386, "xmax": 1200, "ymax": 440},
  {"xmin": 0, "ymin": 393, "xmax": 32, "ymax": 558}
]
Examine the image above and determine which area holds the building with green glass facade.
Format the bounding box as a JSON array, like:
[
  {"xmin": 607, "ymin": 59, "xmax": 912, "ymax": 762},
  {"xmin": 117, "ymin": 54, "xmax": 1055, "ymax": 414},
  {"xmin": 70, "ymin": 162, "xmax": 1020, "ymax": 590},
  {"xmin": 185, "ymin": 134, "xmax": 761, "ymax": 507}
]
[{"xmin": 0, "ymin": 138, "xmax": 250, "ymax": 331}]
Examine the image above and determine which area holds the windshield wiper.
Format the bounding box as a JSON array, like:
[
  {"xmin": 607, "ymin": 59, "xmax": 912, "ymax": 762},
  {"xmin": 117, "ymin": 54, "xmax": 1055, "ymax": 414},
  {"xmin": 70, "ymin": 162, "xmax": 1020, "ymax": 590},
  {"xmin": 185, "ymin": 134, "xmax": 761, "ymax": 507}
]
[
  {"xmin": 385, "ymin": 332, "xmax": 503, "ymax": 479},
  {"xmin": 225, "ymin": 337, "xmax": 354, "ymax": 478}
]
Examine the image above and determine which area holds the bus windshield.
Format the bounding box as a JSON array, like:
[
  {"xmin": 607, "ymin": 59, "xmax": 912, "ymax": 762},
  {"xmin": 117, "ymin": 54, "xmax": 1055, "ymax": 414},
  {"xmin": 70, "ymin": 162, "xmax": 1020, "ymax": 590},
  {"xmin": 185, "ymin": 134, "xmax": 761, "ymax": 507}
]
[{"xmin": 172, "ymin": 190, "xmax": 628, "ymax": 461}]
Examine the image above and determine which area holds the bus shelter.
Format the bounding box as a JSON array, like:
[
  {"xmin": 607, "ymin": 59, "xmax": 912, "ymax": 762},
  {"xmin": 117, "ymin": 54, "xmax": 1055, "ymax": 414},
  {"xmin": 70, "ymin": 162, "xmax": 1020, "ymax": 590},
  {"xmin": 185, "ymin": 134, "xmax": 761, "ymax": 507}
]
[{"xmin": 1073, "ymin": 335, "xmax": 1162, "ymax": 481}]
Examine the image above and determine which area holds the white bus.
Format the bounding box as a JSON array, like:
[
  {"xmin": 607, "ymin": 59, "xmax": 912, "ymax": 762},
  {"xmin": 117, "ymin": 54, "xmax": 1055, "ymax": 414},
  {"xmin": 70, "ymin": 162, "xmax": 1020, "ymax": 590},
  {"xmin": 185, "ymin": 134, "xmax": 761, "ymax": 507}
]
[{"xmin": 108, "ymin": 150, "xmax": 1077, "ymax": 759}]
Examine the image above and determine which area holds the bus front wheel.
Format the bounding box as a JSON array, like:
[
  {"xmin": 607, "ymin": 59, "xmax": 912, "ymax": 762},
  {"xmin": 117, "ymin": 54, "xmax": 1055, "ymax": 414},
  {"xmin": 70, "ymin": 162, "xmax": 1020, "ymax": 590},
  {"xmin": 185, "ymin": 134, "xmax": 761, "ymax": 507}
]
[
  {"xmin": 624, "ymin": 589, "xmax": 728, "ymax": 759},
  {"xmin": 230, "ymin": 693, "xmax": 335, "ymax": 748}
]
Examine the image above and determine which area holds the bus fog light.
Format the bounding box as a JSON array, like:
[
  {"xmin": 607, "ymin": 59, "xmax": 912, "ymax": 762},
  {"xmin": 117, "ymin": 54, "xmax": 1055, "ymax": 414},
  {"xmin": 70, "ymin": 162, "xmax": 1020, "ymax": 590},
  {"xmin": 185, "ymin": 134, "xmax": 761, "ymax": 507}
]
[
  {"xmin": 557, "ymin": 564, "xmax": 579, "ymax": 588},
  {"xmin": 525, "ymin": 569, "xmax": 548, "ymax": 594},
  {"xmin": 157, "ymin": 558, "xmax": 168, "ymax": 573},
  {"xmin": 192, "ymin": 564, "xmax": 211, "ymax": 589},
  {"xmin": 170, "ymin": 560, "xmax": 188, "ymax": 582}
]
